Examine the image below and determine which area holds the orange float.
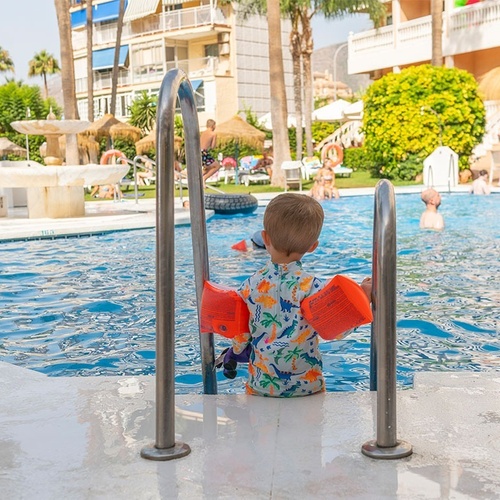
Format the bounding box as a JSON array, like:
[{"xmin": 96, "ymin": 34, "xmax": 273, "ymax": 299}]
[
  {"xmin": 320, "ymin": 143, "xmax": 344, "ymax": 167},
  {"xmin": 100, "ymin": 149, "xmax": 127, "ymax": 165}
]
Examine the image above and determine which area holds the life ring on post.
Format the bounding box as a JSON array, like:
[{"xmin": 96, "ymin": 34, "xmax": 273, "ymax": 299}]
[
  {"xmin": 204, "ymin": 193, "xmax": 258, "ymax": 215},
  {"xmin": 320, "ymin": 143, "xmax": 344, "ymax": 167},
  {"xmin": 100, "ymin": 149, "xmax": 127, "ymax": 165}
]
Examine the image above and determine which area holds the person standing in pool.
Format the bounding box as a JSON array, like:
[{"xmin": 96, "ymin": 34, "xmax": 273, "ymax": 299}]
[
  {"xmin": 470, "ymin": 170, "xmax": 491, "ymax": 195},
  {"xmin": 200, "ymin": 119, "xmax": 221, "ymax": 183},
  {"xmin": 420, "ymin": 188, "xmax": 444, "ymax": 231},
  {"xmin": 230, "ymin": 193, "xmax": 372, "ymax": 397}
]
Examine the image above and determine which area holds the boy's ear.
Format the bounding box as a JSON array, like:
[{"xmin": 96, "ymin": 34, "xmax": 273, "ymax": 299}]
[
  {"xmin": 262, "ymin": 230, "xmax": 270, "ymax": 247},
  {"xmin": 307, "ymin": 240, "xmax": 319, "ymax": 253}
]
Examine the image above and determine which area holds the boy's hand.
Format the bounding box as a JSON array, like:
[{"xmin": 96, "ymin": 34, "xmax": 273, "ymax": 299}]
[
  {"xmin": 361, "ymin": 277, "xmax": 372, "ymax": 303},
  {"xmin": 215, "ymin": 345, "xmax": 252, "ymax": 379}
]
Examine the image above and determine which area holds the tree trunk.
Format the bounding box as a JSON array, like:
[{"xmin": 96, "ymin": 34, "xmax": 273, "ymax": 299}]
[
  {"xmin": 290, "ymin": 13, "xmax": 303, "ymax": 161},
  {"xmin": 431, "ymin": 0, "xmax": 443, "ymax": 66},
  {"xmin": 267, "ymin": 0, "xmax": 290, "ymax": 187},
  {"xmin": 301, "ymin": 7, "xmax": 314, "ymax": 157},
  {"xmin": 86, "ymin": 0, "xmax": 94, "ymax": 121},
  {"xmin": 54, "ymin": 0, "xmax": 80, "ymax": 164},
  {"xmin": 110, "ymin": 0, "xmax": 125, "ymax": 117}
]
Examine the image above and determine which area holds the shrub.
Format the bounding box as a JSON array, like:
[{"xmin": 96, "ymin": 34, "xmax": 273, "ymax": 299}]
[{"xmin": 363, "ymin": 65, "xmax": 486, "ymax": 180}]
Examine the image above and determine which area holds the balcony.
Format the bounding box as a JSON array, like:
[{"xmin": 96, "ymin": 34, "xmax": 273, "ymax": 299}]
[
  {"xmin": 72, "ymin": 6, "xmax": 229, "ymax": 51},
  {"xmin": 75, "ymin": 56, "xmax": 220, "ymax": 93},
  {"xmin": 349, "ymin": 0, "xmax": 500, "ymax": 75}
]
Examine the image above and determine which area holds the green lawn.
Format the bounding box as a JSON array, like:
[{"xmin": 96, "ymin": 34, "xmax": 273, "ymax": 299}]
[{"xmin": 85, "ymin": 171, "xmax": 419, "ymax": 202}]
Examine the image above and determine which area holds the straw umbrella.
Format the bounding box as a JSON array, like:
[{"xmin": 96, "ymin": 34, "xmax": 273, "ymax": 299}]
[
  {"xmin": 86, "ymin": 113, "xmax": 141, "ymax": 144},
  {"xmin": 135, "ymin": 129, "xmax": 183, "ymax": 156},
  {"xmin": 478, "ymin": 67, "xmax": 500, "ymax": 100},
  {"xmin": 0, "ymin": 137, "xmax": 27, "ymax": 157},
  {"xmin": 215, "ymin": 115, "xmax": 266, "ymax": 151}
]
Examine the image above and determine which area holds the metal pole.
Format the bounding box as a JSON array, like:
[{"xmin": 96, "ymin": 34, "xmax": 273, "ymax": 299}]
[
  {"xmin": 362, "ymin": 180, "xmax": 412, "ymax": 460},
  {"xmin": 141, "ymin": 68, "xmax": 216, "ymax": 461},
  {"xmin": 333, "ymin": 43, "xmax": 348, "ymax": 101}
]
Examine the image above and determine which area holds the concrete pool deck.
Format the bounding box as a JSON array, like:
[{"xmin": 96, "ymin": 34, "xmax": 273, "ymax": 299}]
[
  {"xmin": 1, "ymin": 185, "xmax": 499, "ymax": 498},
  {"xmin": 1, "ymin": 361, "xmax": 499, "ymax": 499}
]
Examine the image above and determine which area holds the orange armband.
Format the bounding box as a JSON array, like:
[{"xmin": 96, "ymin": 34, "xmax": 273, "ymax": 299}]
[
  {"xmin": 200, "ymin": 281, "xmax": 250, "ymax": 338},
  {"xmin": 301, "ymin": 275, "xmax": 373, "ymax": 341}
]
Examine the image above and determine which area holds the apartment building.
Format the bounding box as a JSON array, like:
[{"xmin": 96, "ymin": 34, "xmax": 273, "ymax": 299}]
[
  {"xmin": 348, "ymin": 0, "xmax": 500, "ymax": 153},
  {"xmin": 69, "ymin": 0, "xmax": 293, "ymax": 125}
]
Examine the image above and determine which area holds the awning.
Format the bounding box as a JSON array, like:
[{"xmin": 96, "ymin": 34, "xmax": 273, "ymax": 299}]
[
  {"xmin": 93, "ymin": 46, "xmax": 129, "ymax": 71},
  {"xmin": 191, "ymin": 79, "xmax": 202, "ymax": 92},
  {"xmin": 124, "ymin": 0, "xmax": 161, "ymax": 22},
  {"xmin": 71, "ymin": 0, "xmax": 122, "ymax": 28}
]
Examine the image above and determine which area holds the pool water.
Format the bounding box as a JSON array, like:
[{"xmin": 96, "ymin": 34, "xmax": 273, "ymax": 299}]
[{"xmin": 0, "ymin": 193, "xmax": 498, "ymax": 393}]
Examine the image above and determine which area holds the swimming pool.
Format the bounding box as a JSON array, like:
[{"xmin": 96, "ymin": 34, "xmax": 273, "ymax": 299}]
[{"xmin": 0, "ymin": 193, "xmax": 498, "ymax": 393}]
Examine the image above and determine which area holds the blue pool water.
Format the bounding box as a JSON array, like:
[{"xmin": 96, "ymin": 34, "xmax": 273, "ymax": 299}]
[{"xmin": 0, "ymin": 193, "xmax": 498, "ymax": 393}]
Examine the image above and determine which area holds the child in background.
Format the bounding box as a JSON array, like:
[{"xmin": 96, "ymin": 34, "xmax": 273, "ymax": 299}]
[
  {"xmin": 232, "ymin": 193, "xmax": 371, "ymax": 397},
  {"xmin": 419, "ymin": 188, "xmax": 444, "ymax": 230}
]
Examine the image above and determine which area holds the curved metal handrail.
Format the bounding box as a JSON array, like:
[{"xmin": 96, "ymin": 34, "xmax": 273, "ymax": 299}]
[
  {"xmin": 141, "ymin": 68, "xmax": 216, "ymax": 461},
  {"xmin": 362, "ymin": 180, "xmax": 412, "ymax": 460}
]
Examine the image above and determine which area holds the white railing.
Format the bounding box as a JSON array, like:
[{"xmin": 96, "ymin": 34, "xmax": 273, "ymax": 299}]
[
  {"xmin": 349, "ymin": 0, "xmax": 500, "ymax": 73},
  {"xmin": 73, "ymin": 6, "xmax": 228, "ymax": 51},
  {"xmin": 75, "ymin": 56, "xmax": 218, "ymax": 93}
]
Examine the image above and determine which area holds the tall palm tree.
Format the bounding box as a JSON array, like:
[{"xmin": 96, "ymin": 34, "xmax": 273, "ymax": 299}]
[
  {"xmin": 28, "ymin": 50, "xmax": 61, "ymax": 98},
  {"xmin": 86, "ymin": 0, "xmax": 95, "ymax": 121},
  {"xmin": 431, "ymin": 0, "xmax": 443, "ymax": 66},
  {"xmin": 0, "ymin": 46, "xmax": 15, "ymax": 73},
  {"xmin": 110, "ymin": 0, "xmax": 126, "ymax": 116},
  {"xmin": 54, "ymin": 0, "xmax": 79, "ymax": 164},
  {"xmin": 267, "ymin": 0, "xmax": 290, "ymax": 186}
]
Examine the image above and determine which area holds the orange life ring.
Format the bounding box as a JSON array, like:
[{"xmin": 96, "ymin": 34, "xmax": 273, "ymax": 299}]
[
  {"xmin": 100, "ymin": 149, "xmax": 127, "ymax": 165},
  {"xmin": 320, "ymin": 143, "xmax": 343, "ymax": 167}
]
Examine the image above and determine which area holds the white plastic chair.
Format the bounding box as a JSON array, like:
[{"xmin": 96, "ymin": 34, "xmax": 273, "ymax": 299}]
[{"xmin": 281, "ymin": 161, "xmax": 303, "ymax": 192}]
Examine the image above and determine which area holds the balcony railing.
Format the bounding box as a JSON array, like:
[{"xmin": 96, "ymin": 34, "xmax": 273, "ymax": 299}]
[
  {"xmin": 72, "ymin": 6, "xmax": 228, "ymax": 51},
  {"xmin": 349, "ymin": 0, "xmax": 500, "ymax": 74},
  {"xmin": 75, "ymin": 56, "xmax": 219, "ymax": 93}
]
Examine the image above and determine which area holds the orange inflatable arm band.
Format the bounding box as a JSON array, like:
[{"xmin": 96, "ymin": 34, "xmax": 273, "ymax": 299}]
[
  {"xmin": 301, "ymin": 275, "xmax": 373, "ymax": 341},
  {"xmin": 200, "ymin": 281, "xmax": 250, "ymax": 338}
]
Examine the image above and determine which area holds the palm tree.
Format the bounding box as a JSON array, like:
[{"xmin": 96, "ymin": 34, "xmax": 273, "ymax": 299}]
[
  {"xmin": 54, "ymin": 0, "xmax": 79, "ymax": 164},
  {"xmin": 267, "ymin": 0, "xmax": 290, "ymax": 186},
  {"xmin": 86, "ymin": 0, "xmax": 95, "ymax": 121},
  {"xmin": 431, "ymin": 0, "xmax": 443, "ymax": 66},
  {"xmin": 110, "ymin": 0, "xmax": 126, "ymax": 116},
  {"xmin": 129, "ymin": 90, "xmax": 157, "ymax": 133},
  {"xmin": 0, "ymin": 46, "xmax": 15, "ymax": 73},
  {"xmin": 28, "ymin": 50, "xmax": 61, "ymax": 98}
]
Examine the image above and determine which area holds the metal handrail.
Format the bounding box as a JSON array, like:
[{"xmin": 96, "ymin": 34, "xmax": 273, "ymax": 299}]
[
  {"xmin": 362, "ymin": 180, "xmax": 412, "ymax": 460},
  {"xmin": 141, "ymin": 68, "xmax": 216, "ymax": 461}
]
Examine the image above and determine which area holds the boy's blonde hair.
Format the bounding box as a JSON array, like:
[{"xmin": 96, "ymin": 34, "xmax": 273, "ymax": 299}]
[
  {"xmin": 421, "ymin": 188, "xmax": 439, "ymax": 204},
  {"xmin": 264, "ymin": 193, "xmax": 324, "ymax": 256}
]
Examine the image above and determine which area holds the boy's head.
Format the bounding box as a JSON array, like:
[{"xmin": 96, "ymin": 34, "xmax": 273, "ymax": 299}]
[
  {"xmin": 206, "ymin": 119, "xmax": 216, "ymax": 130},
  {"xmin": 263, "ymin": 193, "xmax": 324, "ymax": 256},
  {"xmin": 479, "ymin": 169, "xmax": 488, "ymax": 178},
  {"xmin": 421, "ymin": 188, "xmax": 441, "ymax": 208}
]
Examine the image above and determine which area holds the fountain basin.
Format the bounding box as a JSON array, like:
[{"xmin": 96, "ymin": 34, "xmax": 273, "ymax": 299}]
[{"xmin": 0, "ymin": 161, "xmax": 129, "ymax": 219}]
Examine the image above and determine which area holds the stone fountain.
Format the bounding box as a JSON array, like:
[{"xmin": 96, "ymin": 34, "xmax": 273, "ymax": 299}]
[{"xmin": 1, "ymin": 116, "xmax": 129, "ymax": 219}]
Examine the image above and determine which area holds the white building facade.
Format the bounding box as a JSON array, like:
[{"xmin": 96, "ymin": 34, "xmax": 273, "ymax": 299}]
[{"xmin": 69, "ymin": 0, "xmax": 294, "ymax": 125}]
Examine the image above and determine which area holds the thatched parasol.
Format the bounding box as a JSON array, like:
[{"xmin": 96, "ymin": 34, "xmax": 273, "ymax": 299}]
[
  {"xmin": 215, "ymin": 115, "xmax": 266, "ymax": 151},
  {"xmin": 109, "ymin": 121, "xmax": 141, "ymax": 143},
  {"xmin": 135, "ymin": 129, "xmax": 183, "ymax": 156},
  {"xmin": 58, "ymin": 133, "xmax": 100, "ymax": 164},
  {"xmin": 86, "ymin": 113, "xmax": 140, "ymax": 142},
  {"xmin": 478, "ymin": 67, "xmax": 500, "ymax": 100},
  {"xmin": 0, "ymin": 137, "xmax": 27, "ymax": 157}
]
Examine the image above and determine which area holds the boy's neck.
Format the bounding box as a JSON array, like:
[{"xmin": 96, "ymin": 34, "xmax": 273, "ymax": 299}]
[{"xmin": 270, "ymin": 251, "xmax": 304, "ymax": 265}]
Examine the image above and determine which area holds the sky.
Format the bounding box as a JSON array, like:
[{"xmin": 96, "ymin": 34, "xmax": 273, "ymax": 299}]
[{"xmin": 0, "ymin": 2, "xmax": 372, "ymax": 82}]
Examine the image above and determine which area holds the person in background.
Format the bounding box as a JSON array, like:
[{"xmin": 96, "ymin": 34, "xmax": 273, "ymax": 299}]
[
  {"xmin": 231, "ymin": 193, "xmax": 372, "ymax": 397},
  {"xmin": 470, "ymin": 170, "xmax": 491, "ymax": 195},
  {"xmin": 420, "ymin": 188, "xmax": 444, "ymax": 230},
  {"xmin": 200, "ymin": 119, "xmax": 221, "ymax": 183},
  {"xmin": 311, "ymin": 159, "xmax": 340, "ymax": 200}
]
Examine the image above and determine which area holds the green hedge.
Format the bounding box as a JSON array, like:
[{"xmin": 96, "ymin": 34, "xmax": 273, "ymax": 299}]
[{"xmin": 363, "ymin": 64, "xmax": 486, "ymax": 180}]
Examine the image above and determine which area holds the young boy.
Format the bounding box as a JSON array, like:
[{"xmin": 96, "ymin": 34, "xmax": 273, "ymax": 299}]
[
  {"xmin": 232, "ymin": 193, "xmax": 371, "ymax": 397},
  {"xmin": 419, "ymin": 188, "xmax": 444, "ymax": 231}
]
